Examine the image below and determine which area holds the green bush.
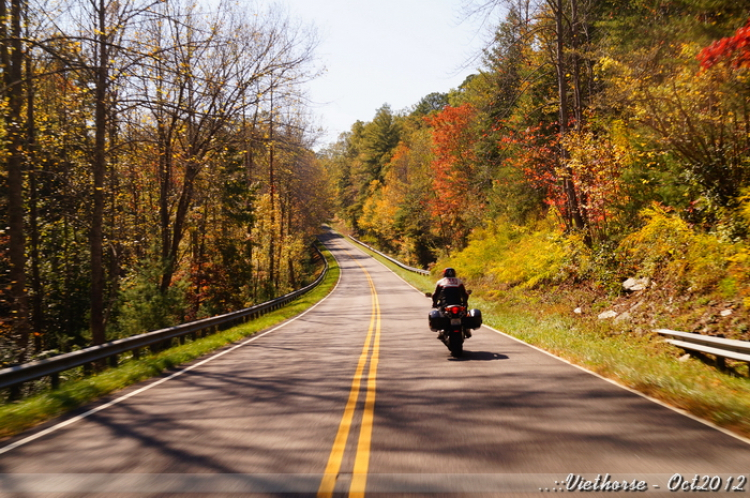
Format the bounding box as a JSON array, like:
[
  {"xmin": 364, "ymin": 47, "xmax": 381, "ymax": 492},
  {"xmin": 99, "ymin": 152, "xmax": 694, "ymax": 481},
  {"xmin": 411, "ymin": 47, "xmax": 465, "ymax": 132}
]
[{"xmin": 113, "ymin": 260, "xmax": 188, "ymax": 338}]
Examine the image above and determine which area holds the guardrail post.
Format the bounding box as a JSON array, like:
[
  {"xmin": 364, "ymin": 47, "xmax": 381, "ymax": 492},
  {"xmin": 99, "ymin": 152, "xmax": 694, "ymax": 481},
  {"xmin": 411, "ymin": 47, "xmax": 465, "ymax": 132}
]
[
  {"xmin": 108, "ymin": 354, "xmax": 118, "ymax": 369},
  {"xmin": 51, "ymin": 372, "xmax": 60, "ymax": 390},
  {"xmin": 716, "ymin": 356, "xmax": 727, "ymax": 372}
]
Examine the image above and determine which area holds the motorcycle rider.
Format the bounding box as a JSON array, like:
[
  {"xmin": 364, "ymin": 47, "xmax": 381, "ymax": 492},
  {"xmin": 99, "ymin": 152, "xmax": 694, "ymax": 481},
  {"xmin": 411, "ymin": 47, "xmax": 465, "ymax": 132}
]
[
  {"xmin": 432, "ymin": 267, "xmax": 471, "ymax": 343},
  {"xmin": 432, "ymin": 267, "xmax": 469, "ymax": 308}
]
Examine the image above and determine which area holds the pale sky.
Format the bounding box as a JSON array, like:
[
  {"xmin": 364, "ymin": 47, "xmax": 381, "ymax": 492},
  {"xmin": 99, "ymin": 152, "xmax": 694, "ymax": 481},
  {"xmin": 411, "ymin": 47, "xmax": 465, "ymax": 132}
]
[{"xmin": 268, "ymin": 0, "xmax": 495, "ymax": 149}]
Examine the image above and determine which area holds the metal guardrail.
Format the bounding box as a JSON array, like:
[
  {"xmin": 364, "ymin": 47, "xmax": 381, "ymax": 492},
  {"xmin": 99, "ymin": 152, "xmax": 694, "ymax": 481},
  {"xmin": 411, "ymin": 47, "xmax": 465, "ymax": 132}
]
[
  {"xmin": 655, "ymin": 329, "xmax": 750, "ymax": 370},
  {"xmin": 0, "ymin": 243, "xmax": 329, "ymax": 392},
  {"xmin": 348, "ymin": 236, "xmax": 430, "ymax": 276}
]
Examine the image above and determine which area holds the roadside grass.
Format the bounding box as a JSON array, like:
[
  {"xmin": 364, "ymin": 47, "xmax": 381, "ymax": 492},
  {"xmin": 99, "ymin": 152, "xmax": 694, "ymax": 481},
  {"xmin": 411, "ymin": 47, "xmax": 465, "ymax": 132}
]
[
  {"xmin": 0, "ymin": 244, "xmax": 340, "ymax": 442},
  {"xmin": 352, "ymin": 239, "xmax": 750, "ymax": 439}
]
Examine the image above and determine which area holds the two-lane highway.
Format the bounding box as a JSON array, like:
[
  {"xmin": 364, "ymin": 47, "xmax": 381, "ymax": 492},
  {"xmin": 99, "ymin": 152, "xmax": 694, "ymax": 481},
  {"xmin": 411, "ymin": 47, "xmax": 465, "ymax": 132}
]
[{"xmin": 1, "ymin": 231, "xmax": 750, "ymax": 497}]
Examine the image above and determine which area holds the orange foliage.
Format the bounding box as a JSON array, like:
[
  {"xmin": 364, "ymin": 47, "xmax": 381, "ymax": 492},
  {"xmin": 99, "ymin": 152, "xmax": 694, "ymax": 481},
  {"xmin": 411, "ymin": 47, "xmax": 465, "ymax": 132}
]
[
  {"xmin": 425, "ymin": 104, "xmax": 482, "ymax": 243},
  {"xmin": 497, "ymin": 120, "xmax": 624, "ymax": 237},
  {"xmin": 497, "ymin": 122, "xmax": 561, "ymax": 207}
]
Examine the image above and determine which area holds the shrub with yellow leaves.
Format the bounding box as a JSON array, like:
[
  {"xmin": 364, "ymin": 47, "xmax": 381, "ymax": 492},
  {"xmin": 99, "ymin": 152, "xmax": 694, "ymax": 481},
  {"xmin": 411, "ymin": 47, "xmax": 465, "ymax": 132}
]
[{"xmin": 617, "ymin": 203, "xmax": 738, "ymax": 296}]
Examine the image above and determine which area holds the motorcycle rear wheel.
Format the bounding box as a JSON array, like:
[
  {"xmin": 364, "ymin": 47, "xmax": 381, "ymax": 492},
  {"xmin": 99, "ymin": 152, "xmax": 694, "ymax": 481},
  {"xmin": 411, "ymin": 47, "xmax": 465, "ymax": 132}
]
[{"xmin": 448, "ymin": 331, "xmax": 463, "ymax": 357}]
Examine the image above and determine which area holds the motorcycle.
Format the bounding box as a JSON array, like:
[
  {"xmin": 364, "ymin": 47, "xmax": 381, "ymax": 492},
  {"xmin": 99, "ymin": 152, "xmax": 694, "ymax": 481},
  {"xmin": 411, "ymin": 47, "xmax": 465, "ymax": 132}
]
[{"xmin": 426, "ymin": 292, "xmax": 482, "ymax": 357}]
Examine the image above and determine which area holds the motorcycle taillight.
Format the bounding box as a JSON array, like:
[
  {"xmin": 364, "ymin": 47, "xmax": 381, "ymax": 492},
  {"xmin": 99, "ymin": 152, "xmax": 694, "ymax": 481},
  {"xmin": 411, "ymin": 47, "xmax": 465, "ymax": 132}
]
[{"xmin": 446, "ymin": 305, "xmax": 464, "ymax": 316}]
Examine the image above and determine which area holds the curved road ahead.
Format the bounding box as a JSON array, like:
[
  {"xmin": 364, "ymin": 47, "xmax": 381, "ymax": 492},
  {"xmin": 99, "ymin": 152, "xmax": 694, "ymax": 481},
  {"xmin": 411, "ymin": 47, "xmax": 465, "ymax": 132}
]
[{"xmin": 1, "ymin": 231, "xmax": 749, "ymax": 497}]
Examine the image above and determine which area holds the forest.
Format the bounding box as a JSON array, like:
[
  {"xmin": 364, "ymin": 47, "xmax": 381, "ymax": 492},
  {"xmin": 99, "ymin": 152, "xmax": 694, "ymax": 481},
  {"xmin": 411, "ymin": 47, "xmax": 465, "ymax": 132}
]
[
  {"xmin": 322, "ymin": 0, "xmax": 750, "ymax": 341},
  {"xmin": 0, "ymin": 0, "xmax": 332, "ymax": 372},
  {"xmin": 3, "ymin": 0, "xmax": 750, "ymax": 379}
]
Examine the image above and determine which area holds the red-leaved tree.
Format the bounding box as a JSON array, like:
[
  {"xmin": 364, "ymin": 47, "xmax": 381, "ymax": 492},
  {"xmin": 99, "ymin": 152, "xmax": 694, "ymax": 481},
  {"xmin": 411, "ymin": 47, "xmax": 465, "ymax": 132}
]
[
  {"xmin": 426, "ymin": 104, "xmax": 483, "ymax": 251},
  {"xmin": 698, "ymin": 18, "xmax": 750, "ymax": 70}
]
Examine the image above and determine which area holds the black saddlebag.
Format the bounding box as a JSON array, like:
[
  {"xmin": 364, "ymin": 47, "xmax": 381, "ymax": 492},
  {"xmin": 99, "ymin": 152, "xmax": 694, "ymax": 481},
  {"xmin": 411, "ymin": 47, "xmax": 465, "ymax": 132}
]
[
  {"xmin": 462, "ymin": 308, "xmax": 483, "ymax": 330},
  {"xmin": 428, "ymin": 309, "xmax": 449, "ymax": 331}
]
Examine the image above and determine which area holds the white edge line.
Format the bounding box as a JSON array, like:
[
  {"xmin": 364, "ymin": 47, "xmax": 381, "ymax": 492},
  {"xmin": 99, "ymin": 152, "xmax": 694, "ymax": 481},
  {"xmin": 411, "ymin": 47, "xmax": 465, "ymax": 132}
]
[
  {"xmin": 480, "ymin": 323, "xmax": 750, "ymax": 447},
  {"xmin": 0, "ymin": 252, "xmax": 343, "ymax": 457},
  {"xmin": 351, "ymin": 236, "xmax": 750, "ymax": 447}
]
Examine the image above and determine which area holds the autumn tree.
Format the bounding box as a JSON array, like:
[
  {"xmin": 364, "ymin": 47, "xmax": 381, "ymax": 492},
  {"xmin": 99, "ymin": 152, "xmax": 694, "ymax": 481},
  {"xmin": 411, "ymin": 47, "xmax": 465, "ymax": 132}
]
[
  {"xmin": 426, "ymin": 103, "xmax": 484, "ymax": 251},
  {"xmin": 699, "ymin": 18, "xmax": 750, "ymax": 71},
  {"xmin": 129, "ymin": 0, "xmax": 317, "ymax": 299},
  {"xmin": 377, "ymin": 125, "xmax": 436, "ymax": 265},
  {"xmin": 0, "ymin": 0, "xmax": 326, "ymax": 374},
  {"xmin": 328, "ymin": 106, "xmax": 402, "ymax": 235},
  {"xmin": 1, "ymin": 0, "xmax": 31, "ymax": 364},
  {"xmin": 592, "ymin": 2, "xmax": 749, "ymax": 224},
  {"xmin": 332, "ymin": 122, "xmax": 367, "ymax": 230},
  {"xmin": 37, "ymin": 0, "xmax": 163, "ymax": 349},
  {"xmin": 465, "ymin": 0, "xmax": 599, "ymax": 234}
]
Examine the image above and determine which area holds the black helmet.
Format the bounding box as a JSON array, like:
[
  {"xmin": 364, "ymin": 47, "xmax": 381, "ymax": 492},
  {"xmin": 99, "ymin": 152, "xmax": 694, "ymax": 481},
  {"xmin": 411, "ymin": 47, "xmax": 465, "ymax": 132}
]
[{"xmin": 442, "ymin": 267, "xmax": 456, "ymax": 278}]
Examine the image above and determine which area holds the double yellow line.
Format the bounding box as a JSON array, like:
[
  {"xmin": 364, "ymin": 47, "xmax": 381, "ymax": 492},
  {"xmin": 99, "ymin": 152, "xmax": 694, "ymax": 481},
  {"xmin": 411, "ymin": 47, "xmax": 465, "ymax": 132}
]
[{"xmin": 317, "ymin": 255, "xmax": 381, "ymax": 498}]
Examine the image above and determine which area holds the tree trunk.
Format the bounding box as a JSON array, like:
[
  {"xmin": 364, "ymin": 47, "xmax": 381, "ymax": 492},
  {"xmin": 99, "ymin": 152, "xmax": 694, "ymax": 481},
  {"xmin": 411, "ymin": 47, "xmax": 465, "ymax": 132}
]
[
  {"xmin": 249, "ymin": 144, "xmax": 258, "ymax": 303},
  {"xmin": 90, "ymin": 0, "xmax": 107, "ymax": 347},
  {"xmin": 553, "ymin": 0, "xmax": 586, "ymax": 234},
  {"xmin": 158, "ymin": 131, "xmax": 173, "ymax": 288},
  {"xmin": 568, "ymin": 0, "xmax": 591, "ymax": 236},
  {"xmin": 268, "ymin": 93, "xmax": 276, "ymax": 297},
  {"xmin": 27, "ymin": 53, "xmax": 44, "ymax": 353},
  {"xmin": 160, "ymin": 165, "xmax": 198, "ymax": 292},
  {"xmin": 2, "ymin": 0, "xmax": 32, "ymax": 366}
]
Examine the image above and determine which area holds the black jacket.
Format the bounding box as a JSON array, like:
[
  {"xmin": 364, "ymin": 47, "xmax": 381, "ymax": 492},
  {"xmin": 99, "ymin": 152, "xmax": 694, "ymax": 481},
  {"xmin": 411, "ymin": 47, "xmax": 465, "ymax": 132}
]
[{"xmin": 432, "ymin": 276, "xmax": 469, "ymax": 307}]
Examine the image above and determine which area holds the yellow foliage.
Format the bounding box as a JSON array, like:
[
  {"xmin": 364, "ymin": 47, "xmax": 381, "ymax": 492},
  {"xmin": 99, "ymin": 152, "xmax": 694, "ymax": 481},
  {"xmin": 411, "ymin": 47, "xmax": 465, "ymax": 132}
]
[
  {"xmin": 358, "ymin": 180, "xmax": 398, "ymax": 241},
  {"xmin": 618, "ymin": 204, "xmax": 737, "ymax": 293},
  {"xmin": 436, "ymin": 213, "xmax": 588, "ymax": 289},
  {"xmin": 489, "ymin": 228, "xmax": 574, "ymax": 289}
]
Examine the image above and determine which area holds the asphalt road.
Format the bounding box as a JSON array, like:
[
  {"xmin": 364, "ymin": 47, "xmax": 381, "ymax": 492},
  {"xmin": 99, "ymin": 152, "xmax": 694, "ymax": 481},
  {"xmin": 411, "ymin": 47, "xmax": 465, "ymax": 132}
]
[{"xmin": 1, "ymin": 231, "xmax": 749, "ymax": 497}]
